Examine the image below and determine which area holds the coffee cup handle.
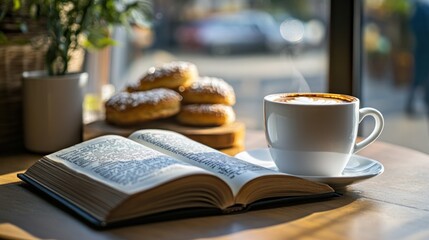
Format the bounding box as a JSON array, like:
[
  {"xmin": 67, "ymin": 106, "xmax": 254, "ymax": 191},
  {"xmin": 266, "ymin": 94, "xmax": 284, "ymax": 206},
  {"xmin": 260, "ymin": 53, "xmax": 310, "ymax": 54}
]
[{"xmin": 354, "ymin": 107, "xmax": 384, "ymax": 153}]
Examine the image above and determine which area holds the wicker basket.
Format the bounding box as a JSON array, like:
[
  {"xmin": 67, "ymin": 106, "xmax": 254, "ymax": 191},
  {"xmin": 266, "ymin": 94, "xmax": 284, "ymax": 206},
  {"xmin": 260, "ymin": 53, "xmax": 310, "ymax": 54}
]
[
  {"xmin": 0, "ymin": 44, "xmax": 47, "ymax": 152},
  {"xmin": 0, "ymin": 5, "xmax": 48, "ymax": 152}
]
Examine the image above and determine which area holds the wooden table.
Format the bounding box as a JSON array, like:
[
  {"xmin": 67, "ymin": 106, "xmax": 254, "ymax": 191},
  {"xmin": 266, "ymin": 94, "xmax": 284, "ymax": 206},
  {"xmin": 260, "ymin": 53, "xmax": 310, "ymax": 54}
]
[{"xmin": 1, "ymin": 130, "xmax": 429, "ymax": 240}]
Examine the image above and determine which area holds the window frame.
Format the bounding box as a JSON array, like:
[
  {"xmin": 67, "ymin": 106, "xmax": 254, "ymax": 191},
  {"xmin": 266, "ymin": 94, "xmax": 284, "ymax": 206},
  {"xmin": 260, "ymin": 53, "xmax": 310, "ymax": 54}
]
[{"xmin": 328, "ymin": 0, "xmax": 363, "ymax": 99}]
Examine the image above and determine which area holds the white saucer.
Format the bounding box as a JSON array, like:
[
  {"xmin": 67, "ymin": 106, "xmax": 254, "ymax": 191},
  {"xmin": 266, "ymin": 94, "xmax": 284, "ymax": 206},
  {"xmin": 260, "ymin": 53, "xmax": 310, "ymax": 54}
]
[{"xmin": 235, "ymin": 148, "xmax": 384, "ymax": 189}]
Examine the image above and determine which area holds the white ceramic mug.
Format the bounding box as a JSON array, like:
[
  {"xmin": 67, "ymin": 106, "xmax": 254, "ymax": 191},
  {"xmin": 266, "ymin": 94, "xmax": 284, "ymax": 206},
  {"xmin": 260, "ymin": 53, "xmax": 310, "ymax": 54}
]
[{"xmin": 264, "ymin": 93, "xmax": 384, "ymax": 176}]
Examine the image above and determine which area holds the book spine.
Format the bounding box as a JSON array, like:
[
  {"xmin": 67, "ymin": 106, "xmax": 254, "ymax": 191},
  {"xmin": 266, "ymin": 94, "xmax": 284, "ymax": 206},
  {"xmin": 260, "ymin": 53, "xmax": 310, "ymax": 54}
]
[{"xmin": 222, "ymin": 205, "xmax": 244, "ymax": 214}]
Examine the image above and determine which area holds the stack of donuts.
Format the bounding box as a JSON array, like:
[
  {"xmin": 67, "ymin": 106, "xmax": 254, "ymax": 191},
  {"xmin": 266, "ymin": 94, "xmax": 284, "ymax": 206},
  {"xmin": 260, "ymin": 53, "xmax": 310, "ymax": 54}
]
[
  {"xmin": 177, "ymin": 76, "xmax": 235, "ymax": 126},
  {"xmin": 105, "ymin": 61, "xmax": 236, "ymax": 127}
]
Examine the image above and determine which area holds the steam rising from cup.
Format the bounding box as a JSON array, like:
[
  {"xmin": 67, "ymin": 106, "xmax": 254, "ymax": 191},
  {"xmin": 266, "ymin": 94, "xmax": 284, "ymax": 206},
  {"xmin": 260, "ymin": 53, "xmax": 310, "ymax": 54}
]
[{"xmin": 279, "ymin": 18, "xmax": 310, "ymax": 93}]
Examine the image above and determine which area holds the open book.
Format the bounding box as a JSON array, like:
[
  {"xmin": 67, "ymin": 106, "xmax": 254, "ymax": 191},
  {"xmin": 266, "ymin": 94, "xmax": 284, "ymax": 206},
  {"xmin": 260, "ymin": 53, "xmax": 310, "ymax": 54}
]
[{"xmin": 19, "ymin": 129, "xmax": 336, "ymax": 227}]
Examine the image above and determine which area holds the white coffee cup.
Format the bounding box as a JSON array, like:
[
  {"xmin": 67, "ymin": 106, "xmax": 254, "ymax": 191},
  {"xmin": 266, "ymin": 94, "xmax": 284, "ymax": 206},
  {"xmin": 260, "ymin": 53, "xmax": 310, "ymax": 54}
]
[{"xmin": 264, "ymin": 93, "xmax": 384, "ymax": 176}]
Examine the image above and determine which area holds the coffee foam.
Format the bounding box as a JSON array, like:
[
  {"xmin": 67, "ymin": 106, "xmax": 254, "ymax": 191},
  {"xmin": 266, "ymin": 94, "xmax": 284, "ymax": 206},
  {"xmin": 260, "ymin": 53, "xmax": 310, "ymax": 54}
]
[{"xmin": 281, "ymin": 96, "xmax": 347, "ymax": 105}]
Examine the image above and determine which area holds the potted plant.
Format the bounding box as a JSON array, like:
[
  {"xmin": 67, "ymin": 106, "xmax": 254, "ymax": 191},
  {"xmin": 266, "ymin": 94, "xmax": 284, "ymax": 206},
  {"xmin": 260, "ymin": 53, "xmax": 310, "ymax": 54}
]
[{"xmin": 9, "ymin": 0, "xmax": 151, "ymax": 152}]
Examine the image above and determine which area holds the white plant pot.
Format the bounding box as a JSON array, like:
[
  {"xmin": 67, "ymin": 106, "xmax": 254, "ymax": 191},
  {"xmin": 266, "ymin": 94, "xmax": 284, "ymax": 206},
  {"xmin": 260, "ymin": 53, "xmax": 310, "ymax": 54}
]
[{"xmin": 23, "ymin": 71, "xmax": 88, "ymax": 153}]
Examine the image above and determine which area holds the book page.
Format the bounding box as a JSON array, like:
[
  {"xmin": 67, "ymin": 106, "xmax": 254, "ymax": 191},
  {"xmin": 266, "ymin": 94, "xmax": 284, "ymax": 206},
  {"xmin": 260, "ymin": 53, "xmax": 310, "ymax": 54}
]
[
  {"xmin": 46, "ymin": 135, "xmax": 214, "ymax": 195},
  {"xmin": 129, "ymin": 129, "xmax": 283, "ymax": 195}
]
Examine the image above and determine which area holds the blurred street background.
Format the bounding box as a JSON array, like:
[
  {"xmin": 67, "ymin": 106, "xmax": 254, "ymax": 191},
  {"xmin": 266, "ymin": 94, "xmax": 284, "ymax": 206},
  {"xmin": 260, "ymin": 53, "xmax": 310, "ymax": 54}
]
[{"xmin": 91, "ymin": 0, "xmax": 429, "ymax": 154}]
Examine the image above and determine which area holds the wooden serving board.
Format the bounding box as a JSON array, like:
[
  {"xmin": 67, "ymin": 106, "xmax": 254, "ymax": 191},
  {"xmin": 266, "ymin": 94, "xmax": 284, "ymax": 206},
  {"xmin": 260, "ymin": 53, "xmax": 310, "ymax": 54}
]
[{"xmin": 84, "ymin": 120, "xmax": 245, "ymax": 152}]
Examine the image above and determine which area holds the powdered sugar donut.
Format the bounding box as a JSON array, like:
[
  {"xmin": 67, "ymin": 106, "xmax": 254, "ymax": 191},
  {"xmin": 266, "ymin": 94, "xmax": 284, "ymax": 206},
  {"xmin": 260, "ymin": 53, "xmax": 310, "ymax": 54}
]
[
  {"xmin": 127, "ymin": 61, "xmax": 198, "ymax": 92},
  {"xmin": 177, "ymin": 104, "xmax": 235, "ymax": 126},
  {"xmin": 105, "ymin": 88, "xmax": 182, "ymax": 125},
  {"xmin": 179, "ymin": 76, "xmax": 235, "ymax": 105}
]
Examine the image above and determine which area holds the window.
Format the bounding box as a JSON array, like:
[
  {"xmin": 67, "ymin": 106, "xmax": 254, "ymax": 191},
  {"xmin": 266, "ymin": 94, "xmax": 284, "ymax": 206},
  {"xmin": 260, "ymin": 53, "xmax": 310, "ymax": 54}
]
[
  {"xmin": 95, "ymin": 0, "xmax": 429, "ymax": 154},
  {"xmin": 362, "ymin": 0, "xmax": 429, "ymax": 153},
  {"xmin": 108, "ymin": 0, "xmax": 330, "ymax": 129}
]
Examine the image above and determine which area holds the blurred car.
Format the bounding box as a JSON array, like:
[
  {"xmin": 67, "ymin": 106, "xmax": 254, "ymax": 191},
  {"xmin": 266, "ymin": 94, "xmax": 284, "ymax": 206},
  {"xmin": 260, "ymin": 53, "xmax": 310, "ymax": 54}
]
[
  {"xmin": 175, "ymin": 10, "xmax": 287, "ymax": 54},
  {"xmin": 175, "ymin": 10, "xmax": 326, "ymax": 55}
]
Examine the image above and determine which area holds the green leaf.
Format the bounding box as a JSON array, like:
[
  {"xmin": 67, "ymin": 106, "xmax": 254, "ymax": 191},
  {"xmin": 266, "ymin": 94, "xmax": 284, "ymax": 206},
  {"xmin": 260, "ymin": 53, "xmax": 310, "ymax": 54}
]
[
  {"xmin": 82, "ymin": 27, "xmax": 117, "ymax": 49},
  {"xmin": 82, "ymin": 37, "xmax": 117, "ymax": 50},
  {"xmin": 13, "ymin": 0, "xmax": 21, "ymax": 10}
]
